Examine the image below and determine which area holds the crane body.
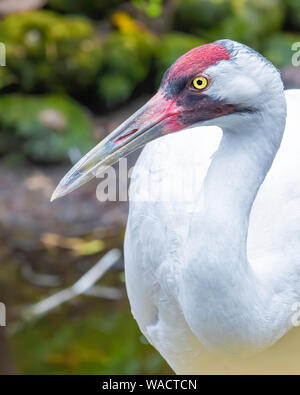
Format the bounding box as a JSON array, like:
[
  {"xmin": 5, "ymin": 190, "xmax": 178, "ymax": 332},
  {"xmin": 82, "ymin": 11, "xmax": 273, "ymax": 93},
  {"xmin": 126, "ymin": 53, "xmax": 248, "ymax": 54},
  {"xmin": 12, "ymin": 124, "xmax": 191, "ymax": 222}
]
[
  {"xmin": 125, "ymin": 90, "xmax": 300, "ymax": 374},
  {"xmin": 53, "ymin": 40, "xmax": 300, "ymax": 374}
]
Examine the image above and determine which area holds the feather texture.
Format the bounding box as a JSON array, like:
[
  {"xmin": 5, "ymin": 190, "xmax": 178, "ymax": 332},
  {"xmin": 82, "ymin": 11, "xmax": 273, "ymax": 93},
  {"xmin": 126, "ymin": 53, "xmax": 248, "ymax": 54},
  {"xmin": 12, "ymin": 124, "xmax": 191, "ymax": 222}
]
[{"xmin": 124, "ymin": 90, "xmax": 300, "ymax": 374}]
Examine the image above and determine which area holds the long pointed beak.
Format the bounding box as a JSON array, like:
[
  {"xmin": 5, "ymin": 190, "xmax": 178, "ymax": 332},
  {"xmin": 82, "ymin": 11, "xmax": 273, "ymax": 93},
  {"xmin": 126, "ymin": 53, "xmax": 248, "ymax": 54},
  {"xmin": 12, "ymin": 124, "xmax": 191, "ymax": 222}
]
[{"xmin": 51, "ymin": 92, "xmax": 181, "ymax": 201}]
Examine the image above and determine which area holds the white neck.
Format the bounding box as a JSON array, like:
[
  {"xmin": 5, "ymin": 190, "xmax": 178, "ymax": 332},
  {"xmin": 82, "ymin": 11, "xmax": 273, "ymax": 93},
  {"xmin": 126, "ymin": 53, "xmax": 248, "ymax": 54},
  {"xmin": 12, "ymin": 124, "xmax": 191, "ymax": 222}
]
[
  {"xmin": 203, "ymin": 109, "xmax": 283, "ymax": 253},
  {"xmin": 182, "ymin": 96, "xmax": 293, "ymax": 353}
]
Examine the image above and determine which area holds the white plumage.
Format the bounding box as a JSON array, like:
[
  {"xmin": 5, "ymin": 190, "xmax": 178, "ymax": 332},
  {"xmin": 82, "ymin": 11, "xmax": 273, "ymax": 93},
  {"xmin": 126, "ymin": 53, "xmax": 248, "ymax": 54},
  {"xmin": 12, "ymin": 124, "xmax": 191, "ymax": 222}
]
[
  {"xmin": 125, "ymin": 90, "xmax": 300, "ymax": 374},
  {"xmin": 52, "ymin": 40, "xmax": 300, "ymax": 374}
]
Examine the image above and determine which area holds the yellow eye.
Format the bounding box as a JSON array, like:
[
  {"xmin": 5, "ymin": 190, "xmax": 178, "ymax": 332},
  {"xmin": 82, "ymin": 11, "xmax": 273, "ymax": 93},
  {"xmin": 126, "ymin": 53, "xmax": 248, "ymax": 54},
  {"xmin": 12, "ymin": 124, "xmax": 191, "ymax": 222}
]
[{"xmin": 192, "ymin": 76, "xmax": 208, "ymax": 90}]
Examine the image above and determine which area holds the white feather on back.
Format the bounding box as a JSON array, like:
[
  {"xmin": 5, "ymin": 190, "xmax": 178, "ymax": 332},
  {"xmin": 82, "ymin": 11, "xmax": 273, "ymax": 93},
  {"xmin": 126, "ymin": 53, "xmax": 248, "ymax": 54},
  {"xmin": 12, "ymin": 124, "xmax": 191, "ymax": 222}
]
[
  {"xmin": 124, "ymin": 89, "xmax": 300, "ymax": 374},
  {"xmin": 249, "ymin": 90, "xmax": 300, "ymax": 268}
]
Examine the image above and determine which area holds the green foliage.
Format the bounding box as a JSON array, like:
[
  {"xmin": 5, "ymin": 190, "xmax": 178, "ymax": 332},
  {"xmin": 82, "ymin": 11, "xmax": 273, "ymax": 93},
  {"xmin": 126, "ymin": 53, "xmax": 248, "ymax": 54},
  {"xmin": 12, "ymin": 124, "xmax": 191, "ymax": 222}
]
[
  {"xmin": 285, "ymin": 0, "xmax": 300, "ymax": 30},
  {"xmin": 0, "ymin": 94, "xmax": 95, "ymax": 162},
  {"xmin": 98, "ymin": 31, "xmax": 157, "ymax": 105},
  {"xmin": 132, "ymin": 0, "xmax": 164, "ymax": 18},
  {"xmin": 228, "ymin": 0, "xmax": 285, "ymax": 47},
  {"xmin": 155, "ymin": 32, "xmax": 205, "ymax": 85},
  {"xmin": 0, "ymin": 68, "xmax": 17, "ymax": 90},
  {"xmin": 49, "ymin": 0, "xmax": 123, "ymax": 18},
  {"xmin": 174, "ymin": 0, "xmax": 231, "ymax": 33},
  {"xmin": 0, "ymin": 11, "xmax": 102, "ymax": 93},
  {"xmin": 263, "ymin": 33, "xmax": 300, "ymax": 68},
  {"xmin": 174, "ymin": 0, "xmax": 285, "ymax": 49}
]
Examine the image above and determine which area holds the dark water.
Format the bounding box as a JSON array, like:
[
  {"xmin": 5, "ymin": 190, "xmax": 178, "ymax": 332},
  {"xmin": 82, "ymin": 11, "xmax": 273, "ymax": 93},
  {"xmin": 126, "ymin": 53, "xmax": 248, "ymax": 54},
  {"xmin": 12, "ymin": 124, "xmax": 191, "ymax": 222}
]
[
  {"xmin": 0, "ymin": 240, "xmax": 171, "ymax": 374},
  {"xmin": 11, "ymin": 291, "xmax": 171, "ymax": 375},
  {"xmin": 0, "ymin": 160, "xmax": 172, "ymax": 375}
]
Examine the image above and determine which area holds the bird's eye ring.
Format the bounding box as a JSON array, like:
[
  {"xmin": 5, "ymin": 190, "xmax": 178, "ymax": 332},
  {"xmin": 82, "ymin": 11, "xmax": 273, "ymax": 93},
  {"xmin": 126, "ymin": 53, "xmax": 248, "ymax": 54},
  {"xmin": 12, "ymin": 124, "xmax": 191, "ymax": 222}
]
[{"xmin": 192, "ymin": 76, "xmax": 208, "ymax": 90}]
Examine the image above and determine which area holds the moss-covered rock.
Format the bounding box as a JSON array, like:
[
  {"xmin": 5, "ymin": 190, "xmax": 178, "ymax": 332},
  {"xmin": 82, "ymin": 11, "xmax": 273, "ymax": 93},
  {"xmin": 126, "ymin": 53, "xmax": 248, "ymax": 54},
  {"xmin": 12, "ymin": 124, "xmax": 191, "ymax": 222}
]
[
  {"xmin": 155, "ymin": 32, "xmax": 205, "ymax": 85},
  {"xmin": 0, "ymin": 11, "xmax": 102, "ymax": 93},
  {"xmin": 0, "ymin": 94, "xmax": 95, "ymax": 162},
  {"xmin": 263, "ymin": 33, "xmax": 300, "ymax": 68}
]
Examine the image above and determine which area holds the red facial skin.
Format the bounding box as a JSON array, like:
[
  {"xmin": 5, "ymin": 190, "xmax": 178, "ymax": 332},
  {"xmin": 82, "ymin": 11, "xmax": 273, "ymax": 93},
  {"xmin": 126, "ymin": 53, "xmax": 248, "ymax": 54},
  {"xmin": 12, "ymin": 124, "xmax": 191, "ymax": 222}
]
[
  {"xmin": 114, "ymin": 43, "xmax": 233, "ymax": 145},
  {"xmin": 163, "ymin": 43, "xmax": 230, "ymax": 87},
  {"xmin": 159, "ymin": 43, "xmax": 233, "ymax": 133},
  {"xmin": 143, "ymin": 91, "xmax": 184, "ymax": 134}
]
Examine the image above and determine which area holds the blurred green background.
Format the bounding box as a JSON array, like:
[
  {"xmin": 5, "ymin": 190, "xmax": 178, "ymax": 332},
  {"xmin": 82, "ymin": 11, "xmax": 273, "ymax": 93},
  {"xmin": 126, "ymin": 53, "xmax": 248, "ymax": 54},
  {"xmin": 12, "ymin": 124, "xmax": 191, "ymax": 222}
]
[{"xmin": 0, "ymin": 0, "xmax": 299, "ymax": 375}]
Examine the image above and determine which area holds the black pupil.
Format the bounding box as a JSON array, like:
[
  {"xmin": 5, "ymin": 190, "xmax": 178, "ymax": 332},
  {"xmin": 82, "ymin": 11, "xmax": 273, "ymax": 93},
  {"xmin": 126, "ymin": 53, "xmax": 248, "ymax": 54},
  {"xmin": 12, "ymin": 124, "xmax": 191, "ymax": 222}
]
[{"xmin": 196, "ymin": 79, "xmax": 203, "ymax": 87}]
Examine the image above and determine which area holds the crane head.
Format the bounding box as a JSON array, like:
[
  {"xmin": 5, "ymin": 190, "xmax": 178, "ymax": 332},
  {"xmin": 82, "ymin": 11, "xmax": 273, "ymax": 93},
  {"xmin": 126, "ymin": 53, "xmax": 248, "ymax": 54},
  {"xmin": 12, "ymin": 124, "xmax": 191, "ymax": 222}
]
[{"xmin": 51, "ymin": 39, "xmax": 281, "ymax": 201}]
